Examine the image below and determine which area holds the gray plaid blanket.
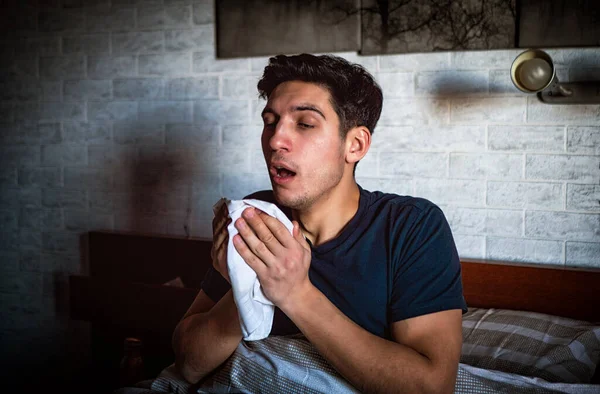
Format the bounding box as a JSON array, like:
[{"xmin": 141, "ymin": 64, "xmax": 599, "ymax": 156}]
[{"xmin": 116, "ymin": 335, "xmax": 600, "ymax": 394}]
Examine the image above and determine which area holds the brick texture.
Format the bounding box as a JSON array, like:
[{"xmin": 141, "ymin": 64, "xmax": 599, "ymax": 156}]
[{"xmin": 1, "ymin": 1, "xmax": 599, "ymax": 386}]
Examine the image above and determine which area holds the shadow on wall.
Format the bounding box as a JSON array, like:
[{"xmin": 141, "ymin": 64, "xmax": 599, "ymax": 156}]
[
  {"xmin": 128, "ymin": 149, "xmax": 192, "ymax": 237},
  {"xmin": 109, "ymin": 124, "xmax": 219, "ymax": 239}
]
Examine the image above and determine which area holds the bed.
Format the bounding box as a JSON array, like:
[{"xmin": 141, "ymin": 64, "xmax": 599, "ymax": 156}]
[{"xmin": 69, "ymin": 230, "xmax": 600, "ymax": 393}]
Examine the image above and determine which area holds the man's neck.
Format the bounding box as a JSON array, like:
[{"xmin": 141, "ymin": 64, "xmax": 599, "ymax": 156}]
[{"xmin": 292, "ymin": 181, "xmax": 361, "ymax": 247}]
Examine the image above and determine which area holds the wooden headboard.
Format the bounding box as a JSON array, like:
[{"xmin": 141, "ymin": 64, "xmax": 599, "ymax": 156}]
[
  {"xmin": 69, "ymin": 230, "xmax": 600, "ymax": 391},
  {"xmin": 460, "ymin": 258, "xmax": 600, "ymax": 323}
]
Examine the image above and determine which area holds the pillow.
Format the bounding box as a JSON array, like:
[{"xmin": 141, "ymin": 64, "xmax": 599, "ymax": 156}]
[{"xmin": 461, "ymin": 307, "xmax": 600, "ymax": 384}]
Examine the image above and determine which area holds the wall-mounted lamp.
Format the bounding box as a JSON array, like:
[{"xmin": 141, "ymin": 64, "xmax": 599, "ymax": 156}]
[{"xmin": 510, "ymin": 49, "xmax": 600, "ymax": 104}]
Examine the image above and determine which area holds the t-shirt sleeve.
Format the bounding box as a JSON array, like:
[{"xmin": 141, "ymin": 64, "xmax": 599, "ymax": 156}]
[
  {"xmin": 390, "ymin": 203, "xmax": 467, "ymax": 322},
  {"xmin": 200, "ymin": 265, "xmax": 231, "ymax": 303}
]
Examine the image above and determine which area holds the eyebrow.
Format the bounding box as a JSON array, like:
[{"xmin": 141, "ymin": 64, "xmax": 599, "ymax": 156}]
[{"xmin": 261, "ymin": 104, "xmax": 326, "ymax": 120}]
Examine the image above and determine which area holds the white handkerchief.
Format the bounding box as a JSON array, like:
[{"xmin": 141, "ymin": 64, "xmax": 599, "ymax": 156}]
[{"xmin": 212, "ymin": 197, "xmax": 294, "ymax": 341}]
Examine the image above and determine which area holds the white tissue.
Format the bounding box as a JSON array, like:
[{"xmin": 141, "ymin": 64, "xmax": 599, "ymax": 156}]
[{"xmin": 212, "ymin": 198, "xmax": 294, "ymax": 341}]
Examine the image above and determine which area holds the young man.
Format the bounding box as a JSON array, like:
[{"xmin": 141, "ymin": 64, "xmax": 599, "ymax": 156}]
[{"xmin": 172, "ymin": 54, "xmax": 467, "ymax": 394}]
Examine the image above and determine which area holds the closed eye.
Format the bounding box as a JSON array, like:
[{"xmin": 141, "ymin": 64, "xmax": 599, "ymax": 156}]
[
  {"xmin": 298, "ymin": 123, "xmax": 314, "ymax": 129},
  {"xmin": 263, "ymin": 119, "xmax": 276, "ymax": 129}
]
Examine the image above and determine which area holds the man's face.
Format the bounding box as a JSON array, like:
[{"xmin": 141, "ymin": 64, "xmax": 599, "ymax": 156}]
[{"xmin": 261, "ymin": 81, "xmax": 346, "ymax": 210}]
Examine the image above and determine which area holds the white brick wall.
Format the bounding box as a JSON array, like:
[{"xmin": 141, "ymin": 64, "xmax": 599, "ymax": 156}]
[{"xmin": 1, "ymin": 0, "xmax": 599, "ymax": 384}]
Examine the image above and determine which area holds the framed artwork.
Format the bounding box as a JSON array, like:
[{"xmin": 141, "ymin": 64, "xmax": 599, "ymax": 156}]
[
  {"xmin": 360, "ymin": 0, "xmax": 516, "ymax": 55},
  {"xmin": 215, "ymin": 0, "xmax": 599, "ymax": 58}
]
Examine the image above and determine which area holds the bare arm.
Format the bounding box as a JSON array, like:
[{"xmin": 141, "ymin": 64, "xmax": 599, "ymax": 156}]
[
  {"xmin": 172, "ymin": 201, "xmax": 242, "ymax": 384},
  {"xmin": 172, "ymin": 289, "xmax": 242, "ymax": 384},
  {"xmin": 282, "ymin": 285, "xmax": 463, "ymax": 394}
]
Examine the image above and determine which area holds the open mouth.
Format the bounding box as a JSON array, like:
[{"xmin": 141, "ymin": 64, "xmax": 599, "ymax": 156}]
[
  {"xmin": 270, "ymin": 163, "xmax": 297, "ymax": 180},
  {"xmin": 274, "ymin": 166, "xmax": 296, "ymax": 178}
]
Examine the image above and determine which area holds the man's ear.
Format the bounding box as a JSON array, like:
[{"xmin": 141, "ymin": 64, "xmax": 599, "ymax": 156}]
[{"xmin": 345, "ymin": 126, "xmax": 371, "ymax": 165}]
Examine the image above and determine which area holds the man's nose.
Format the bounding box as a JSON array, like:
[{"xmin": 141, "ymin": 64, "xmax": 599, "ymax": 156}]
[{"xmin": 268, "ymin": 121, "xmax": 292, "ymax": 151}]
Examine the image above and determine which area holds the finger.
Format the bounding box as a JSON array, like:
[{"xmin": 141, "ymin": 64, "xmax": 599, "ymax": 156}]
[
  {"xmin": 254, "ymin": 209, "xmax": 296, "ymax": 249},
  {"xmin": 235, "ymin": 215, "xmax": 277, "ymax": 266},
  {"xmin": 212, "ymin": 205, "xmax": 229, "ymax": 232},
  {"xmin": 211, "ymin": 218, "xmax": 231, "ymax": 262},
  {"xmin": 241, "ymin": 208, "xmax": 286, "ymax": 256},
  {"xmin": 292, "ymin": 221, "xmax": 311, "ymax": 252},
  {"xmin": 213, "ymin": 217, "xmax": 231, "ymax": 249},
  {"xmin": 233, "ymin": 233, "xmax": 267, "ymax": 276}
]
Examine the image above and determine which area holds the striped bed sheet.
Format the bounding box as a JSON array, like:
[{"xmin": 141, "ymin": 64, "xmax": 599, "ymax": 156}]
[
  {"xmin": 115, "ymin": 333, "xmax": 600, "ymax": 394},
  {"xmin": 461, "ymin": 308, "xmax": 600, "ymax": 384}
]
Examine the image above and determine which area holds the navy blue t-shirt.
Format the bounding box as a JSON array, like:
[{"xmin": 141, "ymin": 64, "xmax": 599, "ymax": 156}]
[{"xmin": 201, "ymin": 186, "xmax": 467, "ymax": 340}]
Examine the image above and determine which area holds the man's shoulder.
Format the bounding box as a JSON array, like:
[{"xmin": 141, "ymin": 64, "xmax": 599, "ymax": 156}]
[{"xmin": 363, "ymin": 188, "xmax": 441, "ymax": 215}]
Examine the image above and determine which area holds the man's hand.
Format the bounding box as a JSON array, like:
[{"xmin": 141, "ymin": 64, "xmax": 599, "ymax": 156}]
[
  {"xmin": 232, "ymin": 207, "xmax": 312, "ymax": 309},
  {"xmin": 211, "ymin": 201, "xmax": 232, "ymax": 283}
]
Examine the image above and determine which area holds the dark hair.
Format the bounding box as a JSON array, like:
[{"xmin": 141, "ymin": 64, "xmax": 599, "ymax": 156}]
[{"xmin": 257, "ymin": 53, "xmax": 383, "ymax": 137}]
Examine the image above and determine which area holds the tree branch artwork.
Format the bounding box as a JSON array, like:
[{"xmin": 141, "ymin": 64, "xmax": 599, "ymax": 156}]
[
  {"xmin": 215, "ymin": 0, "xmax": 517, "ymax": 58},
  {"xmin": 333, "ymin": 0, "xmax": 516, "ymax": 55}
]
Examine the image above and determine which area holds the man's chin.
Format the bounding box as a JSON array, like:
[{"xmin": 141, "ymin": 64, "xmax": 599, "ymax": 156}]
[
  {"xmin": 271, "ymin": 188, "xmax": 290, "ymax": 207},
  {"xmin": 271, "ymin": 188, "xmax": 304, "ymax": 210}
]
